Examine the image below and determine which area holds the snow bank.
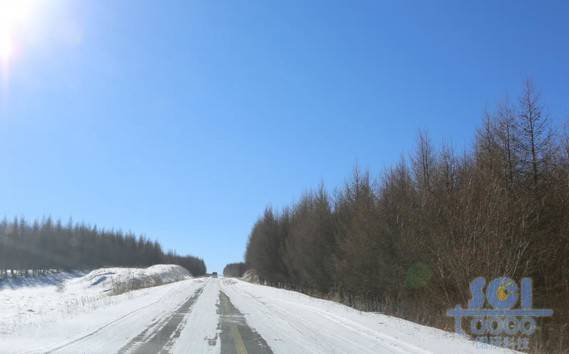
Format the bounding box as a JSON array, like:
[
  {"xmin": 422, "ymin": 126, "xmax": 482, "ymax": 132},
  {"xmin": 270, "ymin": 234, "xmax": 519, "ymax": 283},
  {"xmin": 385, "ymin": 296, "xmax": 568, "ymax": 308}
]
[
  {"xmin": 241, "ymin": 269, "xmax": 260, "ymax": 284},
  {"xmin": 0, "ymin": 271, "xmax": 86, "ymax": 291},
  {"xmin": 82, "ymin": 264, "xmax": 191, "ymax": 294},
  {"xmin": 0, "ymin": 265, "xmax": 190, "ymax": 334},
  {"xmin": 1, "ymin": 279, "xmax": 204, "ymax": 354},
  {"xmin": 221, "ymin": 279, "xmax": 518, "ymax": 354}
]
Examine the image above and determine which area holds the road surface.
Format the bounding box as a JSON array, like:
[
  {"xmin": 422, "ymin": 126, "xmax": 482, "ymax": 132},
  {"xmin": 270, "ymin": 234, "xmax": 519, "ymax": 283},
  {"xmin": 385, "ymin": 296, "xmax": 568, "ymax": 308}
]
[{"xmin": 2, "ymin": 277, "xmax": 517, "ymax": 354}]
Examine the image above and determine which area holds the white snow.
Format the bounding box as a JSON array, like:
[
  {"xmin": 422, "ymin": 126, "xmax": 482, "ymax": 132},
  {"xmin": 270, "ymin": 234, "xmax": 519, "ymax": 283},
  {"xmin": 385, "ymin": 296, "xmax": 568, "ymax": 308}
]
[
  {"xmin": 170, "ymin": 279, "xmax": 220, "ymax": 354},
  {"xmin": 0, "ymin": 265, "xmax": 190, "ymax": 335},
  {"xmin": 0, "ymin": 271, "xmax": 520, "ymax": 354},
  {"xmin": 80, "ymin": 264, "xmax": 191, "ymax": 294},
  {"xmin": 240, "ymin": 269, "xmax": 260, "ymax": 284},
  {"xmin": 220, "ymin": 278, "xmax": 519, "ymax": 354}
]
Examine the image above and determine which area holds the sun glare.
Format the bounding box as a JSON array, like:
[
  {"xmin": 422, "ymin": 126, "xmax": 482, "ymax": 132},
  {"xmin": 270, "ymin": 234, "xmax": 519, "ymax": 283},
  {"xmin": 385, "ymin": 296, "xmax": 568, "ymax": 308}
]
[
  {"xmin": 0, "ymin": 0, "xmax": 35, "ymax": 65},
  {"xmin": 0, "ymin": 35, "xmax": 13, "ymax": 62}
]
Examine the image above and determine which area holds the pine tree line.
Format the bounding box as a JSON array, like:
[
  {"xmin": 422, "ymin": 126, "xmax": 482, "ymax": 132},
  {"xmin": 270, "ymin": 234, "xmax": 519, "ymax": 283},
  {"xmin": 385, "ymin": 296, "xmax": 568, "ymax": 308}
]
[
  {"xmin": 0, "ymin": 217, "xmax": 206, "ymax": 277},
  {"xmin": 243, "ymin": 82, "xmax": 569, "ymax": 353},
  {"xmin": 223, "ymin": 262, "xmax": 247, "ymax": 277}
]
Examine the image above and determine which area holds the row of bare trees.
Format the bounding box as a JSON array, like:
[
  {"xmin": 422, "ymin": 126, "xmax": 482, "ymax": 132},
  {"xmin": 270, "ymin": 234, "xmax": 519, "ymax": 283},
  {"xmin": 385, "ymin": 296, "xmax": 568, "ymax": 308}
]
[
  {"xmin": 244, "ymin": 82, "xmax": 569, "ymax": 353},
  {"xmin": 0, "ymin": 217, "xmax": 206, "ymax": 277}
]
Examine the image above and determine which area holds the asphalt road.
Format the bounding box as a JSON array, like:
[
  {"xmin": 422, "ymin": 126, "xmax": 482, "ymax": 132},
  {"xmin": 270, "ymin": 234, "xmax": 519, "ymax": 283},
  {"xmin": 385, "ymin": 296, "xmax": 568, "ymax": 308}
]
[
  {"xmin": 118, "ymin": 287, "xmax": 205, "ymax": 354},
  {"xmin": 111, "ymin": 279, "xmax": 272, "ymax": 354},
  {"xmin": 217, "ymin": 291, "xmax": 273, "ymax": 354},
  {"xmin": 6, "ymin": 277, "xmax": 514, "ymax": 354}
]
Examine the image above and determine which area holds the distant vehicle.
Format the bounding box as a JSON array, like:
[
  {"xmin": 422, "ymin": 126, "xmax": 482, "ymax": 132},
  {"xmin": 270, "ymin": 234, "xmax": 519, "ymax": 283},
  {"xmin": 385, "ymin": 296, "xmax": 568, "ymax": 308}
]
[{"xmin": 212, "ymin": 272, "xmax": 218, "ymax": 278}]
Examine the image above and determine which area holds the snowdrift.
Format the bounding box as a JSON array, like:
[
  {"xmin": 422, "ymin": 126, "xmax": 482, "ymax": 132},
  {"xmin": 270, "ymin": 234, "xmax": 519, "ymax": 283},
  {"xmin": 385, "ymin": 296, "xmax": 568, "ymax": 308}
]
[
  {"xmin": 0, "ymin": 271, "xmax": 85, "ymax": 291},
  {"xmin": 82, "ymin": 264, "xmax": 191, "ymax": 294},
  {"xmin": 221, "ymin": 279, "xmax": 519, "ymax": 354},
  {"xmin": 0, "ymin": 265, "xmax": 191, "ymax": 334},
  {"xmin": 241, "ymin": 269, "xmax": 260, "ymax": 283}
]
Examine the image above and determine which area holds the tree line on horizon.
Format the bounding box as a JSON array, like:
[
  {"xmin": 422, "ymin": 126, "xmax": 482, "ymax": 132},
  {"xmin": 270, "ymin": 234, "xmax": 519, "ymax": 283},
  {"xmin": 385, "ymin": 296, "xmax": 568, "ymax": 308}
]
[
  {"xmin": 0, "ymin": 217, "xmax": 206, "ymax": 277},
  {"xmin": 243, "ymin": 82, "xmax": 569, "ymax": 353},
  {"xmin": 223, "ymin": 262, "xmax": 247, "ymax": 277}
]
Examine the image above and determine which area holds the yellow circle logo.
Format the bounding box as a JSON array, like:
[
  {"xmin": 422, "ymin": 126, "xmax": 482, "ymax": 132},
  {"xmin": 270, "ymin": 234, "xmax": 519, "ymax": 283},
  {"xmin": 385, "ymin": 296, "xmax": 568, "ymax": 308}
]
[{"xmin": 497, "ymin": 285, "xmax": 509, "ymax": 301}]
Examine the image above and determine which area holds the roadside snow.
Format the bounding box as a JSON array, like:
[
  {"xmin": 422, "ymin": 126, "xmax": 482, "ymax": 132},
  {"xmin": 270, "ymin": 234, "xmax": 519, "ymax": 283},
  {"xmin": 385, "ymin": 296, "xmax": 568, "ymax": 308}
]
[
  {"xmin": 0, "ymin": 271, "xmax": 86, "ymax": 291},
  {"xmin": 2, "ymin": 279, "xmax": 206, "ymax": 354},
  {"xmin": 1, "ymin": 274, "xmax": 522, "ymax": 354},
  {"xmin": 0, "ymin": 265, "xmax": 190, "ymax": 335},
  {"xmin": 240, "ymin": 269, "xmax": 260, "ymax": 284},
  {"xmin": 220, "ymin": 279, "xmax": 519, "ymax": 354},
  {"xmin": 82, "ymin": 264, "xmax": 190, "ymax": 294}
]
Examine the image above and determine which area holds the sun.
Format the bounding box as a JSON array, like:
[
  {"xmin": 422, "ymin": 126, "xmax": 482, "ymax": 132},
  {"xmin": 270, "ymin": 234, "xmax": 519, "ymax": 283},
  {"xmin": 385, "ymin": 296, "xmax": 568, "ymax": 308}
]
[{"xmin": 0, "ymin": 0, "xmax": 35, "ymax": 65}]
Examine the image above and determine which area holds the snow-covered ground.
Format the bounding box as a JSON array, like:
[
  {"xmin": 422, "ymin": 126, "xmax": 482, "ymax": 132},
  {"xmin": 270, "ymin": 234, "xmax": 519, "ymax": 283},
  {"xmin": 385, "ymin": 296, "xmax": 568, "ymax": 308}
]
[
  {"xmin": 219, "ymin": 279, "xmax": 518, "ymax": 354},
  {"xmin": 0, "ymin": 269, "xmax": 518, "ymax": 354},
  {"xmin": 0, "ymin": 265, "xmax": 190, "ymax": 335}
]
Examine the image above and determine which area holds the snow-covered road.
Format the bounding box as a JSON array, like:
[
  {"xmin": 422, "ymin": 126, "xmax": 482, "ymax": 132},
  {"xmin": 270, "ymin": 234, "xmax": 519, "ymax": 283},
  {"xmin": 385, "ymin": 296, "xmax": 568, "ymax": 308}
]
[
  {"xmin": 2, "ymin": 278, "xmax": 217, "ymax": 354},
  {"xmin": 1, "ymin": 274, "xmax": 518, "ymax": 354},
  {"xmin": 219, "ymin": 279, "xmax": 517, "ymax": 354}
]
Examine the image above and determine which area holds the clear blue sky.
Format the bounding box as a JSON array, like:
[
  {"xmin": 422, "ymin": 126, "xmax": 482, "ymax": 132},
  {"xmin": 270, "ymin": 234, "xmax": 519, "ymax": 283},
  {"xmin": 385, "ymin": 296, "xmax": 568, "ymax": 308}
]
[{"xmin": 0, "ymin": 1, "xmax": 567, "ymax": 272}]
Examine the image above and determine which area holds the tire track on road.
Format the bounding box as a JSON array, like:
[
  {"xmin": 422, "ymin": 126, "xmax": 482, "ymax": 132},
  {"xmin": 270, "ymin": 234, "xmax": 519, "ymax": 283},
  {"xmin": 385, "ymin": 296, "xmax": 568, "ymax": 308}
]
[
  {"xmin": 45, "ymin": 291, "xmax": 176, "ymax": 354},
  {"xmin": 223, "ymin": 281, "xmax": 430, "ymax": 354},
  {"xmin": 218, "ymin": 290, "xmax": 273, "ymax": 354},
  {"xmin": 119, "ymin": 284, "xmax": 205, "ymax": 354}
]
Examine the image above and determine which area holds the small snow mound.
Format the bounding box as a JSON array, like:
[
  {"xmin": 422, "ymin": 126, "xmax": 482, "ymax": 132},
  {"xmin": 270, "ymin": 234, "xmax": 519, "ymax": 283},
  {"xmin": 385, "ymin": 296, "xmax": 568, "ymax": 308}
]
[
  {"xmin": 79, "ymin": 265, "xmax": 191, "ymax": 294},
  {"xmin": 146, "ymin": 264, "xmax": 191, "ymax": 283},
  {"xmin": 241, "ymin": 269, "xmax": 260, "ymax": 284},
  {"xmin": 0, "ymin": 271, "xmax": 85, "ymax": 290}
]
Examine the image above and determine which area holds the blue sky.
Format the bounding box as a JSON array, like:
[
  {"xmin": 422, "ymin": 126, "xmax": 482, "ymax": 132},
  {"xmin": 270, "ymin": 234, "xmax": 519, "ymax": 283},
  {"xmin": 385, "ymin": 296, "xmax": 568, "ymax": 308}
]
[{"xmin": 0, "ymin": 1, "xmax": 567, "ymax": 272}]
